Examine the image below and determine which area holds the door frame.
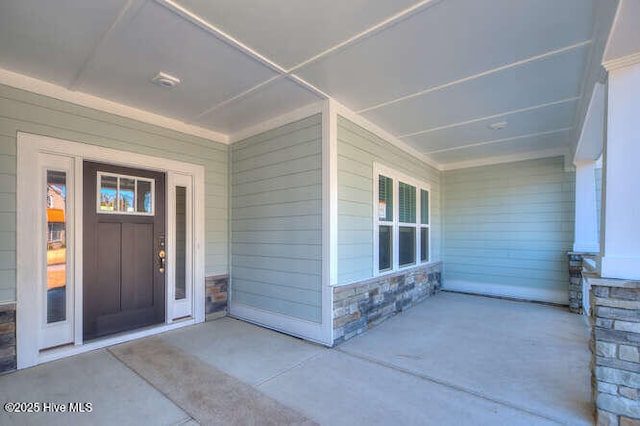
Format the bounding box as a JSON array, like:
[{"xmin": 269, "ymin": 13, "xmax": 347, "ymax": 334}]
[{"xmin": 16, "ymin": 132, "xmax": 205, "ymax": 369}]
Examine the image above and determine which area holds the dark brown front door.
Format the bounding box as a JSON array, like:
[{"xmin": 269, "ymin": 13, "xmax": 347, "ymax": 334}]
[{"xmin": 83, "ymin": 161, "xmax": 166, "ymax": 340}]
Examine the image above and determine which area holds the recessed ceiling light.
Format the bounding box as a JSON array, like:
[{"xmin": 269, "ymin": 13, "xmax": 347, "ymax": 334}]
[
  {"xmin": 488, "ymin": 121, "xmax": 508, "ymax": 130},
  {"xmin": 151, "ymin": 72, "xmax": 181, "ymax": 88}
]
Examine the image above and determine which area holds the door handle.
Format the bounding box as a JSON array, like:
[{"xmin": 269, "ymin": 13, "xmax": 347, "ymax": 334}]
[{"xmin": 158, "ymin": 249, "xmax": 166, "ymax": 273}]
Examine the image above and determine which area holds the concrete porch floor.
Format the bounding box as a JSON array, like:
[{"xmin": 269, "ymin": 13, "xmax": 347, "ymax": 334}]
[{"xmin": 0, "ymin": 292, "xmax": 592, "ymax": 425}]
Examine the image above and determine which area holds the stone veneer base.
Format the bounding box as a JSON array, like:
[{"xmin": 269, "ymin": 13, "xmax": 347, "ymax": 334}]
[
  {"xmin": 205, "ymin": 274, "xmax": 228, "ymax": 321},
  {"xmin": 589, "ymin": 276, "xmax": 640, "ymax": 426},
  {"xmin": 0, "ymin": 302, "xmax": 16, "ymax": 374},
  {"xmin": 568, "ymin": 252, "xmax": 598, "ymax": 314},
  {"xmin": 333, "ymin": 262, "xmax": 442, "ymax": 346}
]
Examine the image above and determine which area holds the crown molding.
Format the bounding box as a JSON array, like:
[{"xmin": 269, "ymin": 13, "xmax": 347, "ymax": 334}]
[
  {"xmin": 440, "ymin": 147, "xmax": 569, "ymax": 171},
  {"xmin": 228, "ymin": 101, "xmax": 326, "ymax": 143},
  {"xmin": 333, "ymin": 101, "xmax": 442, "ymax": 171},
  {"xmin": 603, "ymin": 52, "xmax": 640, "ymax": 72},
  {"xmin": 0, "ymin": 67, "xmax": 229, "ymax": 143}
]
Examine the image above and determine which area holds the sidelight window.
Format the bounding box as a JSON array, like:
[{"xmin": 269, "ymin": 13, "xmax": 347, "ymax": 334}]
[{"xmin": 46, "ymin": 170, "xmax": 67, "ymax": 324}]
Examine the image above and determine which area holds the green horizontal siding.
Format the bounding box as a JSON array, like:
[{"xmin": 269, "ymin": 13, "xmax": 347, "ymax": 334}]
[
  {"xmin": 443, "ymin": 156, "xmax": 575, "ymax": 294},
  {"xmin": 336, "ymin": 116, "xmax": 442, "ymax": 285},
  {"xmin": 231, "ymin": 114, "xmax": 322, "ymax": 323},
  {"xmin": 0, "ymin": 83, "xmax": 228, "ymax": 302}
]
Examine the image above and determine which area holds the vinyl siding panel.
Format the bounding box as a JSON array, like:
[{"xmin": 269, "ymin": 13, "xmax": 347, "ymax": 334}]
[
  {"xmin": 443, "ymin": 156, "xmax": 575, "ymax": 296},
  {"xmin": 231, "ymin": 114, "xmax": 322, "ymax": 323},
  {"xmin": 336, "ymin": 116, "xmax": 442, "ymax": 284},
  {"xmin": 0, "ymin": 83, "xmax": 228, "ymax": 302}
]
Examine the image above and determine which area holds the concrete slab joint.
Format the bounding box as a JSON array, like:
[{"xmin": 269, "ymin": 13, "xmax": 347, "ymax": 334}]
[
  {"xmin": 589, "ymin": 276, "xmax": 640, "ymax": 425},
  {"xmin": 332, "ymin": 262, "xmax": 442, "ymax": 345}
]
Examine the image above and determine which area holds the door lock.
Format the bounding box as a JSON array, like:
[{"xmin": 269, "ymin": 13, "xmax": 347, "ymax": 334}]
[{"xmin": 158, "ymin": 249, "xmax": 166, "ymax": 273}]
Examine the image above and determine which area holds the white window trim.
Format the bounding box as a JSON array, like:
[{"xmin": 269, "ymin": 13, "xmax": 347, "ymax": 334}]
[
  {"xmin": 373, "ymin": 163, "xmax": 431, "ymax": 277},
  {"xmin": 167, "ymin": 173, "xmax": 194, "ymax": 321},
  {"xmin": 40, "ymin": 155, "xmax": 75, "ymax": 350}
]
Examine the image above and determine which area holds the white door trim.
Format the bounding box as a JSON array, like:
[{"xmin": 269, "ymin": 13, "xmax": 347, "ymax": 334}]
[
  {"xmin": 167, "ymin": 173, "xmax": 195, "ymax": 321},
  {"xmin": 17, "ymin": 132, "xmax": 205, "ymax": 369},
  {"xmin": 38, "ymin": 154, "xmax": 76, "ymax": 350}
]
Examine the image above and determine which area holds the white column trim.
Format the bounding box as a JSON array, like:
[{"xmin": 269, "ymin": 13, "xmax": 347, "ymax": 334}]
[
  {"xmin": 321, "ymin": 99, "xmax": 336, "ymax": 344},
  {"xmin": 325, "ymin": 100, "xmax": 339, "ymax": 286},
  {"xmin": 601, "ymin": 64, "xmax": 640, "ymax": 280},
  {"xmin": 573, "ymin": 161, "xmax": 600, "ymax": 253}
]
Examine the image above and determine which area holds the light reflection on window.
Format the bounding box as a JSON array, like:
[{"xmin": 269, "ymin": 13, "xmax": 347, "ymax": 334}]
[
  {"xmin": 46, "ymin": 171, "xmax": 67, "ymax": 323},
  {"xmin": 98, "ymin": 173, "xmax": 154, "ymax": 215},
  {"xmin": 119, "ymin": 178, "xmax": 135, "ymax": 213}
]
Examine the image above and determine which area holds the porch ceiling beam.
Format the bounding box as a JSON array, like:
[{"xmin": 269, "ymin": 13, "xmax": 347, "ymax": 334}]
[
  {"xmin": 156, "ymin": 0, "xmax": 443, "ymax": 121},
  {"xmin": 425, "ymin": 127, "xmax": 574, "ymax": 155},
  {"xmin": 67, "ymin": 0, "xmax": 145, "ymax": 91},
  {"xmin": 398, "ymin": 97, "xmax": 581, "ymax": 139},
  {"xmin": 357, "ymin": 40, "xmax": 592, "ymax": 114}
]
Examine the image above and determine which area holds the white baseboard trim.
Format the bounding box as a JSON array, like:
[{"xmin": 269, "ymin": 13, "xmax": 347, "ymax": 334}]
[
  {"xmin": 228, "ymin": 302, "xmax": 332, "ymax": 346},
  {"xmin": 443, "ymin": 280, "xmax": 568, "ymax": 305}
]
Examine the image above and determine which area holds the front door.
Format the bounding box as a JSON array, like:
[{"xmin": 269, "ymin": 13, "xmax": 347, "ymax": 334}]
[{"xmin": 83, "ymin": 161, "xmax": 166, "ymax": 340}]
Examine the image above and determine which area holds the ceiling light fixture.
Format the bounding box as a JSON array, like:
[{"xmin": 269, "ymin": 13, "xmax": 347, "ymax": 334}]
[
  {"xmin": 488, "ymin": 121, "xmax": 508, "ymax": 130},
  {"xmin": 151, "ymin": 72, "xmax": 181, "ymax": 88}
]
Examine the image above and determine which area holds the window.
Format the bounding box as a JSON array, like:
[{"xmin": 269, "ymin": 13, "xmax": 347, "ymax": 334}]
[
  {"xmin": 398, "ymin": 181, "xmax": 416, "ymax": 266},
  {"xmin": 97, "ymin": 172, "xmax": 154, "ymax": 215},
  {"xmin": 46, "ymin": 170, "xmax": 67, "ymax": 324},
  {"xmin": 374, "ymin": 165, "xmax": 430, "ymax": 273},
  {"xmin": 420, "ymin": 189, "xmax": 430, "ymax": 262},
  {"xmin": 378, "ymin": 175, "xmax": 393, "ymax": 271},
  {"xmin": 175, "ymin": 186, "xmax": 187, "ymax": 300}
]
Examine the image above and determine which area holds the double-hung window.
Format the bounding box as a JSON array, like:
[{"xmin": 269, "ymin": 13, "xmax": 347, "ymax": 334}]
[
  {"xmin": 375, "ymin": 164, "xmax": 430, "ymax": 274},
  {"xmin": 420, "ymin": 189, "xmax": 430, "ymax": 262}
]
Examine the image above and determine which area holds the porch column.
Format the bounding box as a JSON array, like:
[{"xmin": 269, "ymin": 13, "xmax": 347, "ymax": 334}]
[
  {"xmin": 601, "ymin": 59, "xmax": 640, "ymax": 280},
  {"xmin": 573, "ymin": 160, "xmax": 600, "ymax": 253}
]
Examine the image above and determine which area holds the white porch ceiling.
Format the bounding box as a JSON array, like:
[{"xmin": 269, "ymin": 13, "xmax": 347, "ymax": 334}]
[{"xmin": 0, "ymin": 0, "xmax": 619, "ymax": 167}]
